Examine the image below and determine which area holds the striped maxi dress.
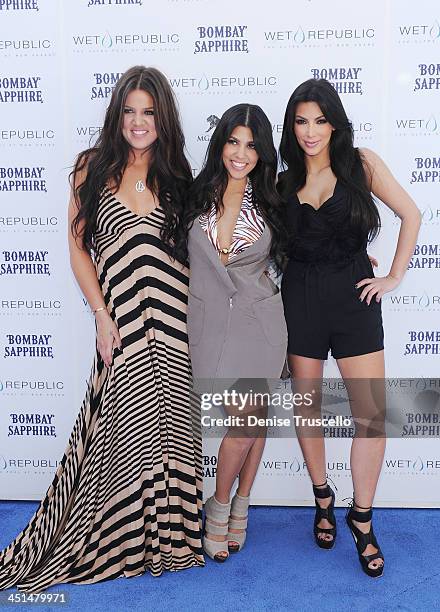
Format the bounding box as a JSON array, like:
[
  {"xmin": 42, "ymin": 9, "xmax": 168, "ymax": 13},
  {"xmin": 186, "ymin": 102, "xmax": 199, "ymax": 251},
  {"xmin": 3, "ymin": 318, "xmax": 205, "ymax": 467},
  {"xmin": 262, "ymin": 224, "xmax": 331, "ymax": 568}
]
[{"xmin": 0, "ymin": 187, "xmax": 204, "ymax": 592}]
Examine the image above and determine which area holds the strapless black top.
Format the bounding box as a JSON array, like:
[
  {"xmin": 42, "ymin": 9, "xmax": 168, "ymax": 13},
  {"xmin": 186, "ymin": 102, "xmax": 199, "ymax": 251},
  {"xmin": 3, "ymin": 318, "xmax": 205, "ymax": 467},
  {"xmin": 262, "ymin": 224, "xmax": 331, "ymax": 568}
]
[{"xmin": 285, "ymin": 179, "xmax": 367, "ymax": 264}]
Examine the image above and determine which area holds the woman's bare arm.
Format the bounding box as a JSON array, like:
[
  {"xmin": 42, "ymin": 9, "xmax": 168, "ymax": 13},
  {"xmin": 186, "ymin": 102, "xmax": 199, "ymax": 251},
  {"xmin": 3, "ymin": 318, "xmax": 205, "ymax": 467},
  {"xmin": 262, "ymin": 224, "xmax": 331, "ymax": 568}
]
[
  {"xmin": 356, "ymin": 148, "xmax": 422, "ymax": 304},
  {"xmin": 68, "ymin": 171, "xmax": 121, "ymax": 365}
]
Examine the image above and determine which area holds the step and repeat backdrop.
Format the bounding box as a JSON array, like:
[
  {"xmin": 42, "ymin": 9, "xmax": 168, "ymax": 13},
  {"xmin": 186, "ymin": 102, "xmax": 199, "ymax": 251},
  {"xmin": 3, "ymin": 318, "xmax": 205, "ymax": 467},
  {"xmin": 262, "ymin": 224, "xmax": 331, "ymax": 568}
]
[{"xmin": 0, "ymin": 0, "xmax": 439, "ymax": 505}]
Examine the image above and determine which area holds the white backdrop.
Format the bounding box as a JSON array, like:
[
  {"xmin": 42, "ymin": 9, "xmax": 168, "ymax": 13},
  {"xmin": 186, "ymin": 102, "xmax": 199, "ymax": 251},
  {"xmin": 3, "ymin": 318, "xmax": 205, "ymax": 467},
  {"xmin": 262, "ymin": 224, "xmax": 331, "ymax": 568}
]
[{"xmin": 0, "ymin": 0, "xmax": 439, "ymax": 505}]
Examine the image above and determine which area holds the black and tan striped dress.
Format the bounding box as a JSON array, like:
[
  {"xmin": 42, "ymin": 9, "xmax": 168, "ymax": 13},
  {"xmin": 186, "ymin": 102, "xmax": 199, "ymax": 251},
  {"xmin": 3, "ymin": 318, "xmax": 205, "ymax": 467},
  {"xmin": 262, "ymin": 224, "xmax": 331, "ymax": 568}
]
[{"xmin": 0, "ymin": 188, "xmax": 204, "ymax": 592}]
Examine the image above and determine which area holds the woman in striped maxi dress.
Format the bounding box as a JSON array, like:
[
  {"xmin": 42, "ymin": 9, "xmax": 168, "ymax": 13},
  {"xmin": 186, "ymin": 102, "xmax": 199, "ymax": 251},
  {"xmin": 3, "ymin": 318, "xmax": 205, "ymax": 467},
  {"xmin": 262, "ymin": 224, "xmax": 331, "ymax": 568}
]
[{"xmin": 0, "ymin": 66, "xmax": 204, "ymax": 592}]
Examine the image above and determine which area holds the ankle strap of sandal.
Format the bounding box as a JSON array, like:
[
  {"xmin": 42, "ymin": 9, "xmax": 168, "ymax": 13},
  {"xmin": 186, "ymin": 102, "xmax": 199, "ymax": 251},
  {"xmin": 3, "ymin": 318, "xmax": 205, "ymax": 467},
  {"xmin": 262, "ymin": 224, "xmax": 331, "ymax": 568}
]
[
  {"xmin": 349, "ymin": 504, "xmax": 373, "ymax": 523},
  {"xmin": 313, "ymin": 482, "xmax": 332, "ymax": 499}
]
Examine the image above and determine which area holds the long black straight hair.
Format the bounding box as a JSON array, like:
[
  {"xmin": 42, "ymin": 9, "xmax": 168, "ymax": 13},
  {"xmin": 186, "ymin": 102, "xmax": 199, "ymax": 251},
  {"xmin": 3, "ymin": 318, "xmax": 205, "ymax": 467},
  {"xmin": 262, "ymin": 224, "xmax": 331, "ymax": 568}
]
[
  {"xmin": 278, "ymin": 78, "xmax": 380, "ymax": 241},
  {"xmin": 186, "ymin": 103, "xmax": 287, "ymax": 270},
  {"xmin": 70, "ymin": 65, "xmax": 191, "ymax": 263}
]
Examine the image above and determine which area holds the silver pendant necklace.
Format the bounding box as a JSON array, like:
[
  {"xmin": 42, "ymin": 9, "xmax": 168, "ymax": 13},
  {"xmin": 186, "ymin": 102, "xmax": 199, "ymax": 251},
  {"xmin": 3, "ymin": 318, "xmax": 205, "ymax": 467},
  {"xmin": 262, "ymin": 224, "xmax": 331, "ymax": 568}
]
[{"xmin": 135, "ymin": 180, "xmax": 146, "ymax": 193}]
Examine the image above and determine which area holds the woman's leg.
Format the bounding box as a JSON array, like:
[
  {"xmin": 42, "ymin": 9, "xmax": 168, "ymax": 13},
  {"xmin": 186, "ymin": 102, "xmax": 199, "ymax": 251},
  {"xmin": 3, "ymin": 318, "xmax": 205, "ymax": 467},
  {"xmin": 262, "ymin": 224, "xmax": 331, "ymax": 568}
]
[
  {"xmin": 236, "ymin": 436, "xmax": 266, "ymax": 497},
  {"xmin": 215, "ymin": 434, "xmax": 258, "ymax": 503},
  {"xmin": 204, "ymin": 433, "xmax": 256, "ymax": 558},
  {"xmin": 337, "ymin": 349, "xmax": 386, "ymax": 570},
  {"xmin": 289, "ymin": 355, "xmax": 334, "ymax": 542},
  {"xmin": 205, "ymin": 391, "xmax": 266, "ymax": 557}
]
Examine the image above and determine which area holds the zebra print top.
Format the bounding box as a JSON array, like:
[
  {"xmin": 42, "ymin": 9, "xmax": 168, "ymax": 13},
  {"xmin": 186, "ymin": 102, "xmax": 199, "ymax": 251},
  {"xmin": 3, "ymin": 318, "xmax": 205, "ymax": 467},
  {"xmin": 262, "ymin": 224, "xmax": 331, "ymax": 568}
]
[{"xmin": 199, "ymin": 179, "xmax": 264, "ymax": 260}]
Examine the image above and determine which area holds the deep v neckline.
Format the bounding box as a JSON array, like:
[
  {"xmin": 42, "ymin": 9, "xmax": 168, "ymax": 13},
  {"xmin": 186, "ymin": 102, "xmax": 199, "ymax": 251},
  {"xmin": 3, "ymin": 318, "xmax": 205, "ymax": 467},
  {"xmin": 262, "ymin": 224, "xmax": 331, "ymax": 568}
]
[
  {"xmin": 296, "ymin": 178, "xmax": 339, "ymax": 212},
  {"xmin": 104, "ymin": 185, "xmax": 159, "ymax": 219},
  {"xmin": 198, "ymin": 179, "xmax": 264, "ymax": 265}
]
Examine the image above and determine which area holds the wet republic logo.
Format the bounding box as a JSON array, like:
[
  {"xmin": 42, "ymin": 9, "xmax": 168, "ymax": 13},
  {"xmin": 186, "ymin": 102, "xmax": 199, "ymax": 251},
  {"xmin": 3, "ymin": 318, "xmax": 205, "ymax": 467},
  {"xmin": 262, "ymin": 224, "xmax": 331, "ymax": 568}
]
[
  {"xmin": 398, "ymin": 21, "xmax": 440, "ymax": 43},
  {"xmin": 395, "ymin": 115, "xmax": 439, "ymax": 135},
  {"xmin": 0, "ymin": 39, "xmax": 52, "ymax": 54},
  {"xmin": 0, "ymin": 129, "xmax": 55, "ymax": 144},
  {"xmin": 264, "ymin": 26, "xmax": 375, "ymax": 47},
  {"xmin": 194, "ymin": 25, "xmax": 248, "ymax": 53},
  {"xmin": 386, "ymin": 292, "xmax": 440, "ymax": 311},
  {"xmin": 169, "ymin": 74, "xmax": 277, "ymax": 93},
  {"xmin": 72, "ymin": 31, "xmax": 179, "ymax": 50}
]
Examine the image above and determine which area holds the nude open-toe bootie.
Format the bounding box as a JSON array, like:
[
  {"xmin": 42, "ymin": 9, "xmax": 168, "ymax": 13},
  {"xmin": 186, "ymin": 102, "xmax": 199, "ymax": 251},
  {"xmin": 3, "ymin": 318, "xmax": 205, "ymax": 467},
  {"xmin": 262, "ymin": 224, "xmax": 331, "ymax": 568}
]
[
  {"xmin": 227, "ymin": 492, "xmax": 250, "ymax": 553},
  {"xmin": 203, "ymin": 496, "xmax": 231, "ymax": 562}
]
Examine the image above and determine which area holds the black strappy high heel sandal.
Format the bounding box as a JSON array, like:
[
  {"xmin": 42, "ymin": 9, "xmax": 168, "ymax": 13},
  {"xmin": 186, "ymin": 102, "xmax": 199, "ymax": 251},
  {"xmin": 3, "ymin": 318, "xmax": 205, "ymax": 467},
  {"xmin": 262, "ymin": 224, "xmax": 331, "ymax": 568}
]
[
  {"xmin": 312, "ymin": 481, "xmax": 337, "ymax": 549},
  {"xmin": 346, "ymin": 501, "xmax": 384, "ymax": 578}
]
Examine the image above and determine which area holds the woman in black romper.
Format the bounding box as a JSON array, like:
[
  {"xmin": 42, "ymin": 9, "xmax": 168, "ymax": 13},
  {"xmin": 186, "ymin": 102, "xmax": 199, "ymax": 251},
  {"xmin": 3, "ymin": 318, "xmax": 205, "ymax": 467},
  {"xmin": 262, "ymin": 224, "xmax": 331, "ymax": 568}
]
[{"xmin": 279, "ymin": 79, "xmax": 421, "ymax": 577}]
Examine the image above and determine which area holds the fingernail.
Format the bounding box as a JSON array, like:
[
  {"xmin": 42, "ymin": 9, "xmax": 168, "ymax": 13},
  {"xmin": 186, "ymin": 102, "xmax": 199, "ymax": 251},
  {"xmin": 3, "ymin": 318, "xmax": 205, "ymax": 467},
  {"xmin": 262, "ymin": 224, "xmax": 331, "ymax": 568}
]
[{"xmin": 354, "ymin": 284, "xmax": 358, "ymax": 288}]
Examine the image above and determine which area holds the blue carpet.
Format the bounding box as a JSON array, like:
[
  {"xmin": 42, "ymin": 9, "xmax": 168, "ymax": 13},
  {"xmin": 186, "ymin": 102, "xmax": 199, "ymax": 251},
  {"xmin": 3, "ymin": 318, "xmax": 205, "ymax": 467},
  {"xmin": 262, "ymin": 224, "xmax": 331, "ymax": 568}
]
[{"xmin": 0, "ymin": 502, "xmax": 439, "ymax": 612}]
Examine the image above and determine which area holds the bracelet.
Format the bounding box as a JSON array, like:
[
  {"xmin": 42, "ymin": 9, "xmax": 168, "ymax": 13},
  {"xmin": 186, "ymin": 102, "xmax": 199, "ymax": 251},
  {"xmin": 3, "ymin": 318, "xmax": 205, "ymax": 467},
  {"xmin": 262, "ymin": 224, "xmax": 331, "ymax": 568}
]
[{"xmin": 93, "ymin": 307, "xmax": 106, "ymax": 314}]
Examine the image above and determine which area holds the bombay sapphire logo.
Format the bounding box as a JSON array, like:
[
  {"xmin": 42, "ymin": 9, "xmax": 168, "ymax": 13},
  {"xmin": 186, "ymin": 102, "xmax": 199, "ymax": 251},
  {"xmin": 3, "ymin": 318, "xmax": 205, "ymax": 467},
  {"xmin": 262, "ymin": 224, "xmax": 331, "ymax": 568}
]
[
  {"xmin": 398, "ymin": 20, "xmax": 440, "ymax": 42},
  {"xmin": 410, "ymin": 157, "xmax": 440, "ymax": 184},
  {"xmin": 414, "ymin": 64, "xmax": 440, "ymax": 91},
  {"xmin": 194, "ymin": 25, "xmax": 248, "ymax": 54},
  {"xmin": 169, "ymin": 74, "xmax": 277, "ymax": 93},
  {"xmin": 8, "ymin": 413, "xmax": 56, "ymax": 437},
  {"xmin": 0, "ymin": 76, "xmax": 43, "ymax": 103},
  {"xmin": 0, "ymin": 0, "xmax": 39, "ymax": 10},
  {"xmin": 87, "ymin": 0, "xmax": 142, "ymax": 5},
  {"xmin": 311, "ymin": 67, "xmax": 363, "ymax": 95},
  {"xmin": 264, "ymin": 25, "xmax": 375, "ymax": 46},
  {"xmin": 4, "ymin": 333, "xmax": 54, "ymax": 358},
  {"xmin": 404, "ymin": 330, "xmax": 440, "ymax": 356},
  {"xmin": 0, "ymin": 167, "xmax": 46, "ymax": 192},
  {"xmin": 202, "ymin": 454, "xmax": 217, "ymax": 478},
  {"xmin": 386, "ymin": 292, "xmax": 440, "ymax": 310},
  {"xmin": 0, "ymin": 250, "xmax": 50, "ymax": 276},
  {"xmin": 91, "ymin": 72, "xmax": 123, "ymax": 100},
  {"xmin": 409, "ymin": 244, "xmax": 440, "ymax": 269}
]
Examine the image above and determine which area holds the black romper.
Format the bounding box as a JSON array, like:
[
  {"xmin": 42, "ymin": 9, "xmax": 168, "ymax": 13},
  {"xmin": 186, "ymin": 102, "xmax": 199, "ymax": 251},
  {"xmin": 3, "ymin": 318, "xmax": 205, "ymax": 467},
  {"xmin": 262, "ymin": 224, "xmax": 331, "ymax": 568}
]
[{"xmin": 281, "ymin": 178, "xmax": 384, "ymax": 360}]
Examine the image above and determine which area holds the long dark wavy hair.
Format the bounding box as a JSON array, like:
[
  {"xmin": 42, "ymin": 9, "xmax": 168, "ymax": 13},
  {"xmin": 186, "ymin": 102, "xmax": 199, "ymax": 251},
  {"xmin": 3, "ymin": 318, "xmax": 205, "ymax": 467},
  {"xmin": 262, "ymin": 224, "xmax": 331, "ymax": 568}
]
[
  {"xmin": 186, "ymin": 103, "xmax": 287, "ymax": 270},
  {"xmin": 278, "ymin": 78, "xmax": 380, "ymax": 241},
  {"xmin": 70, "ymin": 65, "xmax": 191, "ymax": 263}
]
